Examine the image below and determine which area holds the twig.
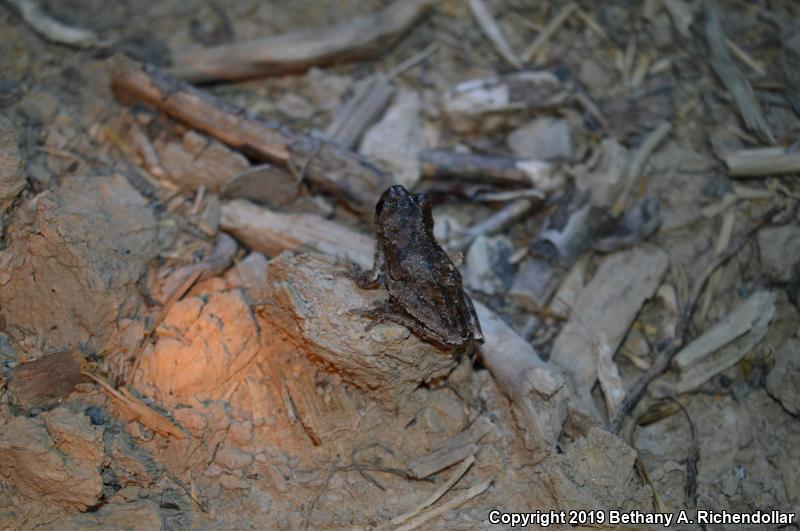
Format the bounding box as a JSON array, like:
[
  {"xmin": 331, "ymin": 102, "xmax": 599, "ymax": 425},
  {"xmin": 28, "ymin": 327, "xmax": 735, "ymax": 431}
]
[
  {"xmin": 109, "ymin": 54, "xmax": 392, "ymax": 218},
  {"xmin": 5, "ymin": 0, "xmax": 101, "ymax": 48},
  {"xmin": 725, "ymin": 38, "xmax": 766, "ymax": 76},
  {"xmin": 387, "ymin": 42, "xmax": 439, "ymax": 79},
  {"xmin": 521, "ymin": 2, "xmax": 578, "ymax": 63},
  {"xmin": 82, "ymin": 371, "xmax": 186, "ymax": 439},
  {"xmin": 611, "ymin": 122, "xmax": 671, "ymax": 216},
  {"xmin": 468, "ymin": 0, "xmax": 522, "ymax": 68},
  {"xmin": 396, "ymin": 478, "xmax": 494, "ymax": 531},
  {"xmin": 445, "ymin": 198, "xmax": 535, "ymax": 252},
  {"xmin": 609, "ymin": 207, "xmax": 781, "ymax": 433},
  {"xmin": 389, "ymin": 455, "xmax": 476, "ymax": 527},
  {"xmin": 704, "ymin": 2, "xmax": 774, "ymax": 144},
  {"xmin": 169, "ymin": 0, "xmax": 437, "ymax": 82},
  {"xmin": 723, "ymin": 147, "xmax": 800, "ymax": 177}
]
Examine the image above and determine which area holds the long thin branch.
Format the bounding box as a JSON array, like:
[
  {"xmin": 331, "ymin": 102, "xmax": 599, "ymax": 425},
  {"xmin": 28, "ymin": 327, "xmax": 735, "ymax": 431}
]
[{"xmin": 108, "ymin": 54, "xmax": 391, "ymax": 218}]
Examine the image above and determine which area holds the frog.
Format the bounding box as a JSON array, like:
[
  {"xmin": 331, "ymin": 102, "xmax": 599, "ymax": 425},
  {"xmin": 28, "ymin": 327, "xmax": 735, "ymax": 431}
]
[{"xmin": 354, "ymin": 185, "xmax": 484, "ymax": 354}]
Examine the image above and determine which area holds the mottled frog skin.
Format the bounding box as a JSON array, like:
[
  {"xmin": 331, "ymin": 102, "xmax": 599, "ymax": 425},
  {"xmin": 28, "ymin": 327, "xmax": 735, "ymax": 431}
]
[{"xmin": 355, "ymin": 185, "xmax": 484, "ymax": 352}]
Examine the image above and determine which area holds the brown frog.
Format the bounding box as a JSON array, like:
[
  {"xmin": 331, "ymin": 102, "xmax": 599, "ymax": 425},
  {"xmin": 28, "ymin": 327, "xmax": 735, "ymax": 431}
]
[{"xmin": 355, "ymin": 185, "xmax": 484, "ymax": 353}]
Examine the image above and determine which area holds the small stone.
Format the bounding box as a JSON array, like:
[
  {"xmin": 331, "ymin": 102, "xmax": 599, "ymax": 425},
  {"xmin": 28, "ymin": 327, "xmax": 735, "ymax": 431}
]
[
  {"xmin": 758, "ymin": 224, "xmax": 800, "ymax": 283},
  {"xmin": 219, "ymin": 473, "xmax": 250, "ymax": 490},
  {"xmin": 204, "ymin": 464, "xmax": 223, "ymax": 478},
  {"xmin": 766, "ymin": 338, "xmax": 800, "ymax": 415},
  {"xmin": 228, "ymin": 420, "xmax": 253, "ymax": 447},
  {"xmin": 85, "ymin": 406, "xmax": 107, "ymax": 426},
  {"xmin": 507, "ymin": 117, "xmax": 573, "ymax": 161},
  {"xmin": 173, "ymin": 408, "xmax": 208, "ymax": 434},
  {"xmin": 215, "ymin": 445, "xmax": 254, "ymax": 470},
  {"xmin": 464, "ymin": 235, "xmax": 514, "ymax": 295},
  {"xmin": 275, "ymin": 92, "xmax": 316, "ymax": 121}
]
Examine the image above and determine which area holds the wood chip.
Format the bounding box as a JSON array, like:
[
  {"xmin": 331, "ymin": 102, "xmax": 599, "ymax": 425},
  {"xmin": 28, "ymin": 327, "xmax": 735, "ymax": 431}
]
[{"xmin": 723, "ymin": 147, "xmax": 800, "ymax": 177}]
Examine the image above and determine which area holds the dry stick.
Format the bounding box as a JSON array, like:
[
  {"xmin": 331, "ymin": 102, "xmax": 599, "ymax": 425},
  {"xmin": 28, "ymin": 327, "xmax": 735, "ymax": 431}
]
[
  {"xmin": 82, "ymin": 371, "xmax": 186, "ymax": 439},
  {"xmin": 446, "ymin": 198, "xmax": 535, "ymax": 252},
  {"xmin": 6, "ymin": 0, "xmax": 101, "ymax": 47},
  {"xmin": 611, "ymin": 121, "xmax": 671, "ymax": 217},
  {"xmin": 468, "ymin": 0, "xmax": 522, "ymax": 68},
  {"xmin": 108, "ymin": 54, "xmax": 391, "ymax": 218},
  {"xmin": 396, "ymin": 478, "xmax": 494, "ymax": 531},
  {"xmin": 521, "ymin": 2, "xmax": 578, "ymax": 62},
  {"xmin": 170, "ymin": 0, "xmax": 437, "ymax": 83},
  {"xmin": 724, "ymin": 147, "xmax": 800, "ymax": 177},
  {"xmin": 705, "ymin": 2, "xmax": 774, "ymax": 144},
  {"xmin": 609, "ymin": 207, "xmax": 780, "ymax": 433},
  {"xmin": 389, "ymin": 455, "xmax": 476, "ymax": 527}
]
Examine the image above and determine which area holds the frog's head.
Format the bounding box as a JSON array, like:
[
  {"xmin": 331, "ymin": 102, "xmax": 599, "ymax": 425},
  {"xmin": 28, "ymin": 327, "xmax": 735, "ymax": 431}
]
[{"xmin": 376, "ymin": 185, "xmax": 434, "ymax": 235}]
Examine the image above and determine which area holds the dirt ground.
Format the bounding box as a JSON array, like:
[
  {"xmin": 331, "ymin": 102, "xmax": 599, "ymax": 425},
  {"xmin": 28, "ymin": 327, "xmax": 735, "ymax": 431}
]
[{"xmin": 0, "ymin": 0, "xmax": 799, "ymax": 529}]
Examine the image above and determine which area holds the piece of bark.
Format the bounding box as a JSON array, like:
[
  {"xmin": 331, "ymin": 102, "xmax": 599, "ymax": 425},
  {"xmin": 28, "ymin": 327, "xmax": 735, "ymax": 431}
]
[
  {"xmin": 6, "ymin": 350, "xmax": 82, "ymax": 412},
  {"xmin": 260, "ymin": 253, "xmax": 459, "ymax": 400},
  {"xmin": 0, "ymin": 116, "xmax": 26, "ymax": 212},
  {"xmin": 0, "ymin": 175, "xmax": 158, "ymax": 355},
  {"xmin": 474, "ymin": 301, "xmax": 569, "ymax": 461},
  {"xmin": 157, "ymin": 130, "xmax": 249, "ymax": 192},
  {"xmin": 442, "ymin": 72, "xmax": 569, "ymax": 132},
  {"xmin": 723, "ymin": 147, "xmax": 800, "ymax": 177},
  {"xmin": 704, "ymin": 4, "xmax": 774, "ymax": 144},
  {"xmin": 170, "ymin": 0, "xmax": 437, "ymax": 82},
  {"xmin": 420, "ymin": 149, "xmax": 563, "ymax": 191},
  {"xmin": 220, "ymin": 163, "xmax": 301, "ymax": 208},
  {"xmin": 220, "ymin": 199, "xmax": 374, "ymax": 269},
  {"xmin": 325, "ymin": 74, "xmax": 395, "ymax": 150},
  {"xmin": 673, "ymin": 290, "xmax": 775, "ymax": 371},
  {"xmin": 550, "ymin": 245, "xmax": 669, "ymax": 393},
  {"xmin": 109, "ymin": 54, "xmax": 392, "ymax": 218},
  {"xmin": 359, "ymin": 90, "xmax": 423, "ymax": 189}
]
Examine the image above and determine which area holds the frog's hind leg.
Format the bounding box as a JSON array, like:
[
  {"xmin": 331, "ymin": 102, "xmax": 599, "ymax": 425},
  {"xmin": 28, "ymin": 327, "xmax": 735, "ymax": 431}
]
[{"xmin": 352, "ymin": 300, "xmax": 452, "ymax": 346}]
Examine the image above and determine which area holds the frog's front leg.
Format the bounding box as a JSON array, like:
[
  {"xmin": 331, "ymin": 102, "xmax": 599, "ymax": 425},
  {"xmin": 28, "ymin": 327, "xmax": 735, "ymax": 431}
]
[{"xmin": 354, "ymin": 243, "xmax": 386, "ymax": 289}]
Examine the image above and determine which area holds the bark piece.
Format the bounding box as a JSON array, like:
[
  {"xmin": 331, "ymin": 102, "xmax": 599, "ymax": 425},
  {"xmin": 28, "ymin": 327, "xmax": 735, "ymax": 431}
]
[
  {"xmin": 359, "ymin": 90, "xmax": 422, "ymax": 189},
  {"xmin": 170, "ymin": 0, "xmax": 437, "ymax": 83},
  {"xmin": 474, "ymin": 301, "xmax": 569, "ymax": 461},
  {"xmin": 260, "ymin": 253, "xmax": 459, "ymax": 399},
  {"xmin": 550, "ymin": 245, "xmax": 669, "ymax": 392},
  {"xmin": 325, "ymin": 74, "xmax": 395, "ymax": 150},
  {"xmin": 0, "ymin": 175, "xmax": 157, "ymax": 354},
  {"xmin": 0, "ymin": 416, "xmax": 102, "ymax": 510},
  {"xmin": 506, "ymin": 117, "xmax": 573, "ymax": 161},
  {"xmin": 158, "ymin": 130, "xmax": 249, "ymax": 192},
  {"xmin": 443, "ymin": 72, "xmax": 569, "ymax": 132},
  {"xmin": 109, "ymin": 55, "xmax": 392, "ymax": 218},
  {"xmin": 221, "ymin": 199, "xmax": 374, "ymax": 268},
  {"xmin": 7, "ymin": 350, "xmax": 82, "ymax": 412},
  {"xmin": 220, "ymin": 163, "xmax": 300, "ymax": 208},
  {"xmin": 420, "ymin": 149, "xmax": 560, "ymax": 190},
  {"xmin": 0, "ymin": 116, "xmax": 26, "ymax": 212}
]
